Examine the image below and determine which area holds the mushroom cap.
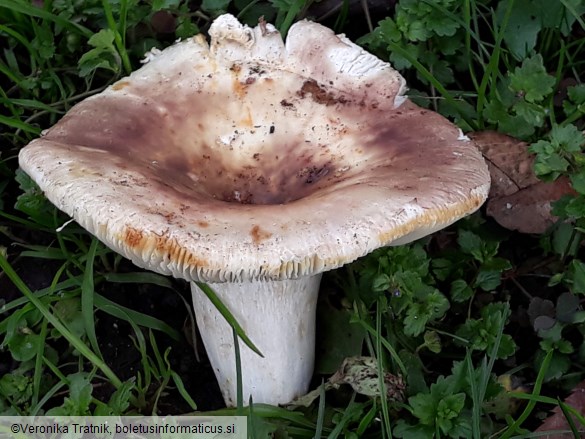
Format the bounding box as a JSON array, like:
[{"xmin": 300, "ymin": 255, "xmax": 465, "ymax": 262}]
[{"xmin": 19, "ymin": 15, "xmax": 490, "ymax": 283}]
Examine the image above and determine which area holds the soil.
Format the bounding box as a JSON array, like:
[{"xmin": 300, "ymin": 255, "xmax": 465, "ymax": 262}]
[{"xmin": 94, "ymin": 271, "xmax": 225, "ymax": 413}]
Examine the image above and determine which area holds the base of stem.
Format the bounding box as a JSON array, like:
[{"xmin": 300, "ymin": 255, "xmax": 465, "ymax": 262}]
[{"xmin": 191, "ymin": 275, "xmax": 322, "ymax": 406}]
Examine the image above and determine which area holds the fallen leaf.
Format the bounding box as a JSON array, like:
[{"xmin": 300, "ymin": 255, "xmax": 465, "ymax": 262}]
[
  {"xmin": 287, "ymin": 356, "xmax": 405, "ymax": 407},
  {"xmin": 486, "ymin": 177, "xmax": 574, "ymax": 234},
  {"xmin": 470, "ymin": 131, "xmax": 575, "ymax": 233},
  {"xmin": 535, "ymin": 380, "xmax": 585, "ymax": 437}
]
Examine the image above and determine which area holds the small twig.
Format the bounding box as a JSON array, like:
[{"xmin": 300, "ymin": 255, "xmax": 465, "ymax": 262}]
[
  {"xmin": 360, "ymin": 0, "xmax": 373, "ymax": 33},
  {"xmin": 510, "ymin": 277, "xmax": 533, "ymax": 300},
  {"xmin": 172, "ymin": 284, "xmax": 200, "ymax": 362},
  {"xmin": 14, "ymin": 85, "xmax": 109, "ymax": 137}
]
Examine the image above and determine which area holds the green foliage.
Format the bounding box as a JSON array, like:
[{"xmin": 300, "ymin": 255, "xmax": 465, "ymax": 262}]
[
  {"xmin": 510, "ymin": 55, "xmax": 556, "ymax": 103},
  {"xmin": 362, "ymin": 0, "xmax": 585, "ymax": 139},
  {"xmin": 563, "ymin": 84, "xmax": 585, "ymax": 120},
  {"xmin": 496, "ymin": 0, "xmax": 585, "ymax": 59},
  {"xmin": 393, "ymin": 358, "xmax": 506, "ymax": 438},
  {"xmin": 46, "ymin": 373, "xmax": 93, "ymax": 415},
  {"xmin": 95, "ymin": 380, "xmax": 135, "ymax": 415},
  {"xmin": 348, "ymin": 222, "xmax": 517, "ymax": 436},
  {"xmin": 360, "ymin": 0, "xmax": 463, "ymax": 84},
  {"xmin": 14, "ymin": 169, "xmax": 59, "ymax": 227},
  {"xmin": 78, "ymin": 29, "xmax": 121, "ymax": 77},
  {"xmin": 530, "ymin": 121, "xmax": 585, "ymax": 360},
  {"xmin": 456, "ymin": 303, "xmax": 516, "ymax": 359},
  {"xmin": 0, "ymin": 249, "xmax": 195, "ymax": 415},
  {"xmin": 2, "ymin": 0, "xmax": 585, "ymax": 436},
  {"xmin": 4, "ymin": 317, "xmax": 42, "ymax": 362},
  {"xmin": 315, "ymin": 291, "xmax": 366, "ymax": 374},
  {"xmin": 528, "ymin": 292, "xmax": 585, "ymax": 382},
  {"xmin": 0, "ymin": 372, "xmax": 33, "ymax": 411},
  {"xmin": 201, "ymin": 0, "xmax": 232, "ymax": 14},
  {"xmin": 357, "ymin": 244, "xmax": 451, "ymax": 337},
  {"xmin": 531, "ymin": 125, "xmax": 585, "ymax": 181},
  {"xmin": 483, "ymin": 54, "xmax": 555, "ymax": 139}
]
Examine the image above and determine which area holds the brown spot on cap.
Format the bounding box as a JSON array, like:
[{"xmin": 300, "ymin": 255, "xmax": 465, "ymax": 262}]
[
  {"xmin": 197, "ymin": 220, "xmax": 209, "ymax": 228},
  {"xmin": 241, "ymin": 107, "xmax": 253, "ymax": 127},
  {"xmin": 123, "ymin": 226, "xmax": 209, "ymax": 268},
  {"xmin": 124, "ymin": 227, "xmax": 144, "ymax": 248},
  {"xmin": 232, "ymin": 78, "xmax": 246, "ymax": 98},
  {"xmin": 112, "ymin": 81, "xmax": 131, "ymax": 91},
  {"xmin": 250, "ymin": 225, "xmax": 272, "ymax": 245}
]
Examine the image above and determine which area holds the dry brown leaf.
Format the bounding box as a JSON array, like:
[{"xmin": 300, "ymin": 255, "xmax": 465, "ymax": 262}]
[
  {"xmin": 486, "ymin": 177, "xmax": 574, "ymax": 234},
  {"xmin": 535, "ymin": 380, "xmax": 585, "ymax": 438},
  {"xmin": 470, "ymin": 131, "xmax": 540, "ymax": 198},
  {"xmin": 470, "ymin": 131, "xmax": 575, "ymax": 233}
]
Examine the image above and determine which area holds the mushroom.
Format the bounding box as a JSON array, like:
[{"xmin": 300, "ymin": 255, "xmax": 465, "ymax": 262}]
[{"xmin": 18, "ymin": 14, "xmax": 490, "ymax": 406}]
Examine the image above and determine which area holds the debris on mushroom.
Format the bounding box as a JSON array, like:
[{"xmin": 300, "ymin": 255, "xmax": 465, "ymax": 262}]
[{"xmin": 18, "ymin": 14, "xmax": 490, "ymax": 406}]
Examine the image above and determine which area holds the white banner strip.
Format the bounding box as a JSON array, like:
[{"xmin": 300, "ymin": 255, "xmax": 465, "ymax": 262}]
[{"xmin": 0, "ymin": 416, "xmax": 246, "ymax": 438}]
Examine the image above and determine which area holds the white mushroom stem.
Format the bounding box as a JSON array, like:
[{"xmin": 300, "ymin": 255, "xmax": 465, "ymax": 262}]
[{"xmin": 191, "ymin": 275, "xmax": 322, "ymax": 406}]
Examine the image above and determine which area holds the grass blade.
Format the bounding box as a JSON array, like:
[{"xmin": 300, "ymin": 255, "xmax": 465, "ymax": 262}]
[
  {"xmin": 557, "ymin": 398, "xmax": 581, "ymax": 437},
  {"xmin": 94, "ymin": 293, "xmax": 181, "ymax": 341},
  {"xmin": 100, "ymin": 0, "xmax": 132, "ymax": 74},
  {"xmin": 376, "ymin": 300, "xmax": 393, "ymax": 439},
  {"xmin": 81, "ymin": 238, "xmax": 101, "ymax": 358},
  {"xmin": 500, "ymin": 349, "xmax": 553, "ymax": 439},
  {"xmin": 195, "ymin": 282, "xmax": 263, "ymax": 357},
  {"xmin": 104, "ymin": 272, "xmax": 173, "ymax": 288},
  {"xmin": 356, "ymin": 318, "xmax": 407, "ymax": 376},
  {"xmin": 0, "ymin": 251, "xmax": 123, "ymax": 389},
  {"xmin": 313, "ymin": 380, "xmax": 326, "ymax": 439},
  {"xmin": 0, "ymin": 0, "xmax": 92, "ymax": 37},
  {"xmin": 0, "ymin": 113, "xmax": 41, "ymax": 134},
  {"xmin": 327, "ymin": 394, "xmax": 357, "ymax": 439},
  {"xmin": 233, "ymin": 326, "xmax": 244, "ymax": 413},
  {"xmin": 278, "ymin": 0, "xmax": 305, "ymax": 38}
]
